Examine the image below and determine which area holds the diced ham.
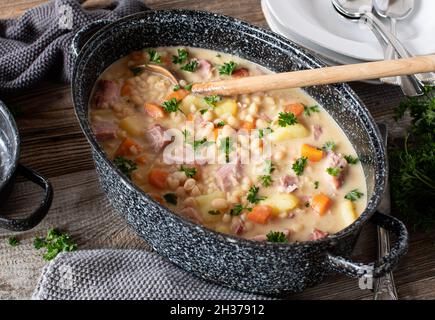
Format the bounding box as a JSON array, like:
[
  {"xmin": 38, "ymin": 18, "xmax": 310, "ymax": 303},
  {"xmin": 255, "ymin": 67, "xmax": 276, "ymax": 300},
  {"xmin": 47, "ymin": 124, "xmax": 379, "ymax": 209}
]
[
  {"xmin": 232, "ymin": 68, "xmax": 249, "ymax": 78},
  {"xmin": 277, "ymin": 175, "xmax": 298, "ymax": 193},
  {"xmin": 145, "ymin": 124, "xmax": 171, "ymax": 152},
  {"xmin": 194, "ymin": 59, "xmax": 212, "ymax": 80},
  {"xmin": 309, "ymin": 229, "xmax": 329, "ymax": 241},
  {"xmin": 259, "ymin": 113, "xmax": 272, "ymax": 122},
  {"xmin": 326, "ymin": 152, "xmax": 348, "ymax": 189},
  {"xmin": 92, "ymin": 121, "xmax": 117, "ymax": 141},
  {"xmin": 231, "ymin": 220, "xmax": 245, "ymax": 235},
  {"xmin": 93, "ymin": 80, "xmax": 119, "ymax": 109},
  {"xmin": 312, "ymin": 124, "xmax": 323, "ymax": 141},
  {"xmin": 179, "ymin": 207, "xmax": 203, "ymax": 224},
  {"xmin": 215, "ymin": 162, "xmax": 243, "ymax": 192}
]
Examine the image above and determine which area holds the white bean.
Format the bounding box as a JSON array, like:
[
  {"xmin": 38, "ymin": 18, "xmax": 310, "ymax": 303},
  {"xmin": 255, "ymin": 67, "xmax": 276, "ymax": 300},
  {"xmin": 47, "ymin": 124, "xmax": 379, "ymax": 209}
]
[
  {"xmin": 167, "ymin": 177, "xmax": 180, "ymax": 190},
  {"xmin": 191, "ymin": 185, "xmax": 201, "ymax": 196},
  {"xmin": 184, "ymin": 178, "xmax": 196, "ymax": 191},
  {"xmin": 211, "ymin": 198, "xmax": 228, "ymax": 210},
  {"xmin": 248, "ymin": 103, "xmax": 259, "ymax": 116},
  {"xmin": 222, "ymin": 213, "xmax": 231, "ymax": 223}
]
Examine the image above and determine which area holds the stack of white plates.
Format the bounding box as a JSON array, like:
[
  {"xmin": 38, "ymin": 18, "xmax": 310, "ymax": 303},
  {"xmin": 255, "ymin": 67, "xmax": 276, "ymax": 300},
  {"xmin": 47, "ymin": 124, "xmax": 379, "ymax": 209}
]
[{"xmin": 262, "ymin": 0, "xmax": 435, "ymax": 73}]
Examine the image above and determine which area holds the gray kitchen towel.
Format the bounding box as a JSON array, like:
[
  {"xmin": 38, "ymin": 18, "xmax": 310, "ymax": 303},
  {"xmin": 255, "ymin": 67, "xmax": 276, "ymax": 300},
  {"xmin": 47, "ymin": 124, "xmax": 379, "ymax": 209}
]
[
  {"xmin": 0, "ymin": 0, "xmax": 148, "ymax": 94},
  {"xmin": 32, "ymin": 249, "xmax": 272, "ymax": 300}
]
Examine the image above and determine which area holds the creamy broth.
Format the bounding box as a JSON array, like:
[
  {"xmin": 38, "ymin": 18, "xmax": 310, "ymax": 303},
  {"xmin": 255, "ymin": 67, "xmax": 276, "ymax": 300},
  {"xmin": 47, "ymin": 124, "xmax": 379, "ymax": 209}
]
[{"xmin": 89, "ymin": 47, "xmax": 367, "ymax": 242}]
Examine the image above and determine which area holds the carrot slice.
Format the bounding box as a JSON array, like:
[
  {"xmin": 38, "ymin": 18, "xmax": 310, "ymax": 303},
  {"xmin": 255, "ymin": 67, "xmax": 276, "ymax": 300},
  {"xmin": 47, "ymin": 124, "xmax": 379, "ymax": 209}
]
[
  {"xmin": 148, "ymin": 169, "xmax": 169, "ymax": 189},
  {"xmin": 164, "ymin": 89, "xmax": 189, "ymax": 102},
  {"xmin": 120, "ymin": 83, "xmax": 131, "ymax": 97},
  {"xmin": 248, "ymin": 205, "xmax": 273, "ymax": 224},
  {"xmin": 135, "ymin": 154, "xmax": 148, "ymax": 165},
  {"xmin": 301, "ymin": 144, "xmax": 324, "ymax": 162},
  {"xmin": 240, "ymin": 120, "xmax": 255, "ymax": 132},
  {"xmin": 144, "ymin": 103, "xmax": 165, "ymax": 119},
  {"xmin": 114, "ymin": 137, "xmax": 142, "ymax": 157},
  {"xmin": 149, "ymin": 193, "xmax": 165, "ymax": 204},
  {"xmin": 187, "ymin": 113, "xmax": 195, "ymax": 121},
  {"xmin": 285, "ymin": 103, "xmax": 305, "ymax": 117},
  {"xmin": 311, "ymin": 193, "xmax": 331, "ymax": 216}
]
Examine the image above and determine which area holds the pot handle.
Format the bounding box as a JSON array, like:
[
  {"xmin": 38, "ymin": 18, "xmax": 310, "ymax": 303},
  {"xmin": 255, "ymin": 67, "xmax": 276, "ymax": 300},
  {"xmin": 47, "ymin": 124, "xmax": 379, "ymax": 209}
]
[
  {"xmin": 71, "ymin": 19, "xmax": 112, "ymax": 58},
  {"xmin": 0, "ymin": 164, "xmax": 53, "ymax": 231},
  {"xmin": 326, "ymin": 211, "xmax": 408, "ymax": 278}
]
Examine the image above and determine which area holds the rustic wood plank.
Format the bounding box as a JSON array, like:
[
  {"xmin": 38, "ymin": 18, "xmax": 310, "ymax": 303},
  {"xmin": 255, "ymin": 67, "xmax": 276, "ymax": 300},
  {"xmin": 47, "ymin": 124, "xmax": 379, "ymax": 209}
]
[{"xmin": 0, "ymin": 0, "xmax": 433, "ymax": 300}]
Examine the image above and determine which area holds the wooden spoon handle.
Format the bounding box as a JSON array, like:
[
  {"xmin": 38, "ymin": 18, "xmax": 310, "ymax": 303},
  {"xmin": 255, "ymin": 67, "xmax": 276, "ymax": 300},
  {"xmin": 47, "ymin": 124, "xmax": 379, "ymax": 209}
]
[{"xmin": 192, "ymin": 54, "xmax": 435, "ymax": 96}]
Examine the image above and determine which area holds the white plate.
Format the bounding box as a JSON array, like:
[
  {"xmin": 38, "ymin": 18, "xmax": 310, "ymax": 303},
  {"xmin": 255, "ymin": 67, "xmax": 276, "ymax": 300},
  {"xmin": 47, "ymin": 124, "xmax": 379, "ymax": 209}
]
[
  {"xmin": 265, "ymin": 0, "xmax": 435, "ymax": 61},
  {"xmin": 262, "ymin": 0, "xmax": 382, "ymax": 84}
]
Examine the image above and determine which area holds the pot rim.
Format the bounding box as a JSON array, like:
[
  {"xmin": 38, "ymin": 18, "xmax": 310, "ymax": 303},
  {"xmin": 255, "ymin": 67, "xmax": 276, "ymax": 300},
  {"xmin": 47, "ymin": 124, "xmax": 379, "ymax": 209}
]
[
  {"xmin": 0, "ymin": 100, "xmax": 20, "ymax": 192},
  {"xmin": 72, "ymin": 9, "xmax": 387, "ymax": 249}
]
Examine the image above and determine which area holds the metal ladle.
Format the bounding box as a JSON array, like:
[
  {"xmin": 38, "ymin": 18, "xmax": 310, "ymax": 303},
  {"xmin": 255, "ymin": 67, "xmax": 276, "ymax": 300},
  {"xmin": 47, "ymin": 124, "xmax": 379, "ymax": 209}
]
[{"xmin": 332, "ymin": 0, "xmax": 424, "ymax": 96}]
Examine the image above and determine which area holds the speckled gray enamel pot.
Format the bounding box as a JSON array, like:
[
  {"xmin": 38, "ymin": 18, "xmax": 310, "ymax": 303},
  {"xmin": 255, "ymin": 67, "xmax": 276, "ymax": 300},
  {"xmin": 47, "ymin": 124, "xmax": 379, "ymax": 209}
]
[{"xmin": 71, "ymin": 10, "xmax": 408, "ymax": 295}]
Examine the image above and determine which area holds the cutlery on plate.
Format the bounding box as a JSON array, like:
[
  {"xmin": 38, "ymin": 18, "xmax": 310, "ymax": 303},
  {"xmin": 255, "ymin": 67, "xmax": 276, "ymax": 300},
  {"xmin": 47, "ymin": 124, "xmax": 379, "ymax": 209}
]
[
  {"xmin": 374, "ymin": 123, "xmax": 398, "ymax": 300},
  {"xmin": 191, "ymin": 54, "xmax": 435, "ymax": 96},
  {"xmin": 373, "ymin": 0, "xmax": 435, "ymax": 86},
  {"xmin": 331, "ymin": 0, "xmax": 424, "ymax": 96}
]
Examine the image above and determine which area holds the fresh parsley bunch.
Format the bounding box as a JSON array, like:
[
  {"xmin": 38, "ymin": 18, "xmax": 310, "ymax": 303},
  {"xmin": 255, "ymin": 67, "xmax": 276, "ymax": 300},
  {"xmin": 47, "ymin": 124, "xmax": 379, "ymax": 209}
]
[{"xmin": 390, "ymin": 86, "xmax": 435, "ymax": 230}]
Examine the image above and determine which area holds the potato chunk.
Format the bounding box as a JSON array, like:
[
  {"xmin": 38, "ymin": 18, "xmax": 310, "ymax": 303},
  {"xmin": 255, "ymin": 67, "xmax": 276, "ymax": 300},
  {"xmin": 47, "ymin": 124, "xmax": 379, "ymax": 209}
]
[
  {"xmin": 214, "ymin": 99, "xmax": 237, "ymax": 118},
  {"xmin": 119, "ymin": 115, "xmax": 145, "ymax": 136},
  {"xmin": 195, "ymin": 191, "xmax": 226, "ymax": 223},
  {"xmin": 261, "ymin": 193, "xmax": 299, "ymax": 216},
  {"xmin": 339, "ymin": 200, "xmax": 358, "ymax": 228},
  {"xmin": 271, "ymin": 124, "xmax": 309, "ymax": 141}
]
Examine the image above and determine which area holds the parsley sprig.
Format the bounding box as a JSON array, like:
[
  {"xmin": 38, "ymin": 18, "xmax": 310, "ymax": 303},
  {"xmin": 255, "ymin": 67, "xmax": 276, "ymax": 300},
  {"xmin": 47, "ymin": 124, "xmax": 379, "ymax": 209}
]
[
  {"xmin": 345, "ymin": 189, "xmax": 364, "ymax": 201},
  {"xmin": 34, "ymin": 229, "xmax": 77, "ymax": 261},
  {"xmin": 147, "ymin": 49, "xmax": 161, "ymax": 64},
  {"xmin": 259, "ymin": 160, "xmax": 275, "ymax": 187},
  {"xmin": 247, "ymin": 186, "xmax": 265, "ymax": 204},
  {"xmin": 181, "ymin": 60, "xmax": 199, "ymax": 72},
  {"xmin": 219, "ymin": 61, "xmax": 237, "ymax": 75},
  {"xmin": 303, "ymin": 105, "xmax": 320, "ymax": 116},
  {"xmin": 180, "ymin": 165, "xmax": 197, "ymax": 178},
  {"xmin": 172, "ymin": 48, "xmax": 188, "ymax": 64},
  {"xmin": 229, "ymin": 204, "xmax": 252, "ymax": 216},
  {"xmin": 278, "ymin": 112, "xmax": 298, "ymax": 127},
  {"xmin": 344, "ymin": 155, "xmax": 359, "ymax": 165},
  {"xmin": 326, "ymin": 167, "xmax": 341, "ymax": 177},
  {"xmin": 292, "ymin": 157, "xmax": 307, "ymax": 176},
  {"xmin": 162, "ymin": 98, "xmax": 183, "ymax": 113},
  {"xmin": 266, "ymin": 231, "xmax": 288, "ymax": 243},
  {"xmin": 114, "ymin": 156, "xmax": 137, "ymax": 179}
]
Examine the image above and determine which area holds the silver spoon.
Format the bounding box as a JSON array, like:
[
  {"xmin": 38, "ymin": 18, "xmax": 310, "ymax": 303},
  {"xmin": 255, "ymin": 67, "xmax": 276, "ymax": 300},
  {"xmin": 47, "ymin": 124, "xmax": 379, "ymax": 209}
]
[
  {"xmin": 332, "ymin": 0, "xmax": 424, "ymax": 96},
  {"xmin": 374, "ymin": 0, "xmax": 434, "ymax": 85}
]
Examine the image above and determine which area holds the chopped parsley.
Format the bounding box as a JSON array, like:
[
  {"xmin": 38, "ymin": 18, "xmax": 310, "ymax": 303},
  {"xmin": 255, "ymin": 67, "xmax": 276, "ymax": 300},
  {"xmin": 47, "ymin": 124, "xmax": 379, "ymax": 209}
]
[
  {"xmin": 216, "ymin": 121, "xmax": 225, "ymax": 128},
  {"xmin": 181, "ymin": 60, "xmax": 199, "ymax": 72},
  {"xmin": 266, "ymin": 231, "xmax": 288, "ymax": 243},
  {"xmin": 208, "ymin": 210, "xmax": 221, "ymax": 215},
  {"xmin": 173, "ymin": 84, "xmax": 181, "ymax": 91},
  {"xmin": 114, "ymin": 156, "xmax": 137, "ymax": 179},
  {"xmin": 259, "ymin": 160, "xmax": 275, "ymax": 187},
  {"xmin": 184, "ymin": 83, "xmax": 193, "ymax": 91},
  {"xmin": 204, "ymin": 95, "xmax": 222, "ymax": 107},
  {"xmin": 304, "ymin": 105, "xmax": 320, "ymax": 116},
  {"xmin": 326, "ymin": 167, "xmax": 341, "ymax": 177},
  {"xmin": 322, "ymin": 141, "xmax": 336, "ymax": 152},
  {"xmin": 147, "ymin": 49, "xmax": 161, "ymax": 64},
  {"xmin": 129, "ymin": 66, "xmax": 144, "ymax": 76},
  {"xmin": 180, "ymin": 165, "xmax": 197, "ymax": 178},
  {"xmin": 220, "ymin": 137, "xmax": 233, "ymax": 163},
  {"xmin": 344, "ymin": 155, "xmax": 359, "ymax": 165},
  {"xmin": 191, "ymin": 138, "xmax": 213, "ymax": 150},
  {"xmin": 278, "ymin": 112, "xmax": 298, "ymax": 127},
  {"xmin": 34, "ymin": 229, "xmax": 77, "ymax": 261},
  {"xmin": 8, "ymin": 236, "xmax": 19, "ymax": 247},
  {"xmin": 199, "ymin": 109, "xmax": 208, "ymax": 115},
  {"xmin": 345, "ymin": 189, "xmax": 364, "ymax": 201},
  {"xmin": 162, "ymin": 98, "xmax": 183, "ymax": 113},
  {"xmin": 229, "ymin": 204, "xmax": 251, "ymax": 216},
  {"xmin": 247, "ymin": 186, "xmax": 266, "ymax": 204},
  {"xmin": 182, "ymin": 129, "xmax": 190, "ymax": 141},
  {"xmin": 219, "ymin": 61, "xmax": 237, "ymax": 75},
  {"xmin": 292, "ymin": 157, "xmax": 307, "ymax": 176},
  {"xmin": 163, "ymin": 193, "xmax": 178, "ymax": 205},
  {"xmin": 172, "ymin": 48, "xmax": 188, "ymax": 64},
  {"xmin": 314, "ymin": 181, "xmax": 320, "ymax": 189},
  {"xmin": 258, "ymin": 129, "xmax": 264, "ymax": 139}
]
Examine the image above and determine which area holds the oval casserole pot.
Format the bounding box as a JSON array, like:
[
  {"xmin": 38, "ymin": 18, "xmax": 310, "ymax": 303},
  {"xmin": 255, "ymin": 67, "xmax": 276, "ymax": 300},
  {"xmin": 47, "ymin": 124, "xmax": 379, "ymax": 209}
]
[{"xmin": 71, "ymin": 10, "xmax": 408, "ymax": 295}]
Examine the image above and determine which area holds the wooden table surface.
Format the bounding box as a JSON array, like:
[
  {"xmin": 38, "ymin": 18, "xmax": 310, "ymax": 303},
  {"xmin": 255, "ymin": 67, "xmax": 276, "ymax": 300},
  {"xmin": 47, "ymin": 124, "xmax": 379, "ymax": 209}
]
[{"xmin": 1, "ymin": 0, "xmax": 434, "ymax": 300}]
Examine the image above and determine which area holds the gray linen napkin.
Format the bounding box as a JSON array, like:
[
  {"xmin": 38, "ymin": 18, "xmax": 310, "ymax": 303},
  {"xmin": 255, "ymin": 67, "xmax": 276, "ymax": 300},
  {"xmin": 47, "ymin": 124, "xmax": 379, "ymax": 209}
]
[
  {"xmin": 0, "ymin": 0, "xmax": 148, "ymax": 94},
  {"xmin": 32, "ymin": 249, "xmax": 271, "ymax": 300}
]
